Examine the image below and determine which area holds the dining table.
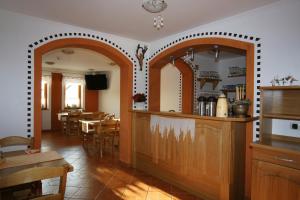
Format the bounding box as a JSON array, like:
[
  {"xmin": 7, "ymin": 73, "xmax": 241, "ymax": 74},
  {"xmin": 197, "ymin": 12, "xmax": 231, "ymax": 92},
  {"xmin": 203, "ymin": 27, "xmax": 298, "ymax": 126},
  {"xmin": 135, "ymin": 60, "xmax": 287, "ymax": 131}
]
[
  {"xmin": 79, "ymin": 119, "xmax": 101, "ymax": 133},
  {"xmin": 57, "ymin": 112, "xmax": 94, "ymax": 121},
  {"xmin": 0, "ymin": 151, "xmax": 73, "ymax": 189}
]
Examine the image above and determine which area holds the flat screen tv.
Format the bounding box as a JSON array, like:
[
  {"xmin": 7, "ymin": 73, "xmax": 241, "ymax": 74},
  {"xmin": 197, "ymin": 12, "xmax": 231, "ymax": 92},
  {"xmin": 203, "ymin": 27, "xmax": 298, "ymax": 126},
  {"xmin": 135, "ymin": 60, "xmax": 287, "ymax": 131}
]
[{"xmin": 85, "ymin": 74, "xmax": 108, "ymax": 90}]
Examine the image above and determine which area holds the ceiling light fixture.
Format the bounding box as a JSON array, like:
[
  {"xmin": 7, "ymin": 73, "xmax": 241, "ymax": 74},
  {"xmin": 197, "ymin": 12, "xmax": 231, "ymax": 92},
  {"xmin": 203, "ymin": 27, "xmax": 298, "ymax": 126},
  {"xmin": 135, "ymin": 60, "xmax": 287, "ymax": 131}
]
[
  {"xmin": 183, "ymin": 48, "xmax": 195, "ymax": 63},
  {"xmin": 188, "ymin": 48, "xmax": 194, "ymax": 61},
  {"xmin": 170, "ymin": 56, "xmax": 175, "ymax": 65},
  {"xmin": 154, "ymin": 15, "xmax": 164, "ymax": 30},
  {"xmin": 142, "ymin": 0, "xmax": 167, "ymax": 30}
]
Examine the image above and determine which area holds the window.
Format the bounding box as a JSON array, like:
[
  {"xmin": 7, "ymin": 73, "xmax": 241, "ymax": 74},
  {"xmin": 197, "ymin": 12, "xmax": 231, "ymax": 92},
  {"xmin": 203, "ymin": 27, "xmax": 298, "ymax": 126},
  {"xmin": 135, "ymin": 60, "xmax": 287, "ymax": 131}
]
[
  {"xmin": 41, "ymin": 76, "xmax": 50, "ymax": 110},
  {"xmin": 64, "ymin": 82, "xmax": 82, "ymax": 108}
]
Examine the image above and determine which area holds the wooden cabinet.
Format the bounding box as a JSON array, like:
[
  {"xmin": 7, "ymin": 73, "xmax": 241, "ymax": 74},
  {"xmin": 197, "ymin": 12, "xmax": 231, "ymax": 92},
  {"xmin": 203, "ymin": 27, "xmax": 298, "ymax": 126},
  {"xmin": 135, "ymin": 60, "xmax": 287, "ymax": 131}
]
[
  {"xmin": 252, "ymin": 159, "xmax": 300, "ymax": 200},
  {"xmin": 132, "ymin": 111, "xmax": 256, "ymax": 200},
  {"xmin": 260, "ymin": 86, "xmax": 300, "ymax": 142},
  {"xmin": 251, "ymin": 146, "xmax": 300, "ymax": 200},
  {"xmin": 251, "ymin": 86, "xmax": 300, "ymax": 200}
]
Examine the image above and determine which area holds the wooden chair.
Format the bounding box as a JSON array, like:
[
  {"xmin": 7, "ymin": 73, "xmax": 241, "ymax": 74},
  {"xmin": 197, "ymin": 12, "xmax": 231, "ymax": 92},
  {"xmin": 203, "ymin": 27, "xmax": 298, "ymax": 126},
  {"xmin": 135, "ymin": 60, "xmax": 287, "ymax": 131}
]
[
  {"xmin": 66, "ymin": 113, "xmax": 81, "ymax": 135},
  {"xmin": 94, "ymin": 119, "xmax": 120, "ymax": 158},
  {"xmin": 0, "ymin": 166, "xmax": 69, "ymax": 200},
  {"xmin": 80, "ymin": 112, "xmax": 108, "ymax": 149},
  {"xmin": 82, "ymin": 112, "xmax": 105, "ymax": 120},
  {"xmin": 0, "ymin": 136, "xmax": 33, "ymax": 149},
  {"xmin": 60, "ymin": 115, "xmax": 68, "ymax": 134}
]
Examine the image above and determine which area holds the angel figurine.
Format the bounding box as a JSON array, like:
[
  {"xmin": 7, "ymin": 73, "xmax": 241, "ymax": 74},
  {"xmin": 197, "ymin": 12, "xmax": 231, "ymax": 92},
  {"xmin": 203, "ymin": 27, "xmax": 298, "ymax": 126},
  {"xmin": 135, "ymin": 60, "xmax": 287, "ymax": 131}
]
[{"xmin": 136, "ymin": 44, "xmax": 148, "ymax": 71}]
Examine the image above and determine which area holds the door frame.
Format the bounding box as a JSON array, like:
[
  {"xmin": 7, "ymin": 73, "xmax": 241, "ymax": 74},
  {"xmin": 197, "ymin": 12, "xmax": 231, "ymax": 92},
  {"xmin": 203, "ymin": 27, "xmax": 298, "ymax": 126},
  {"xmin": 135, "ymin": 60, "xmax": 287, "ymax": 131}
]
[
  {"xmin": 34, "ymin": 38, "xmax": 133, "ymax": 164},
  {"xmin": 148, "ymin": 37, "xmax": 255, "ymax": 196}
]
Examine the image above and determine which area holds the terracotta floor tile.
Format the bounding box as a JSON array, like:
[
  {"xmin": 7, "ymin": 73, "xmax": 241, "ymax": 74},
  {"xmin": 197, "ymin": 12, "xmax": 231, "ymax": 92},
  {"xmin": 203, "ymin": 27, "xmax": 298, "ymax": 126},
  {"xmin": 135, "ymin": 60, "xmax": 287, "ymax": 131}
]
[
  {"xmin": 71, "ymin": 187, "xmax": 102, "ymax": 199},
  {"xmin": 41, "ymin": 131, "xmax": 199, "ymax": 200},
  {"xmin": 123, "ymin": 191, "xmax": 148, "ymax": 200},
  {"xmin": 146, "ymin": 191, "xmax": 172, "ymax": 200},
  {"xmin": 64, "ymin": 186, "xmax": 80, "ymax": 198},
  {"xmin": 96, "ymin": 188, "xmax": 125, "ymax": 200},
  {"xmin": 172, "ymin": 193, "xmax": 198, "ymax": 200},
  {"xmin": 105, "ymin": 177, "xmax": 128, "ymax": 197},
  {"xmin": 123, "ymin": 184, "xmax": 148, "ymax": 199},
  {"xmin": 148, "ymin": 178, "xmax": 171, "ymax": 194}
]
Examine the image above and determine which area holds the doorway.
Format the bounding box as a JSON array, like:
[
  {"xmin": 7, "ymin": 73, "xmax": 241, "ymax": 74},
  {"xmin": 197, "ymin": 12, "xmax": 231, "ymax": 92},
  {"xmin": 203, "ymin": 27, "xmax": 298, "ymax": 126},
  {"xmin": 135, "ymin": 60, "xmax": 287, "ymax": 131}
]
[
  {"xmin": 34, "ymin": 38, "xmax": 133, "ymax": 164},
  {"xmin": 148, "ymin": 37, "xmax": 255, "ymax": 196}
]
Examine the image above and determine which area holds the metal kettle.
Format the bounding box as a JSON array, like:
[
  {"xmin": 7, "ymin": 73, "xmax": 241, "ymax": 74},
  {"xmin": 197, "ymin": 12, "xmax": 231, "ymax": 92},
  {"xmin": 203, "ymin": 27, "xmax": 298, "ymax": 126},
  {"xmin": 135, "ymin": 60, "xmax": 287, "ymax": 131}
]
[
  {"xmin": 206, "ymin": 96, "xmax": 217, "ymax": 116},
  {"xmin": 197, "ymin": 96, "xmax": 206, "ymax": 116}
]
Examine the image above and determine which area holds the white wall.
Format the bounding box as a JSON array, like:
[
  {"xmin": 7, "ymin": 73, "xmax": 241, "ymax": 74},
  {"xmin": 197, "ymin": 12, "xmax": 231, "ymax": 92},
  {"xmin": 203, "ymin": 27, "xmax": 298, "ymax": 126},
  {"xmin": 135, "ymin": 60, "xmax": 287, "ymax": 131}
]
[
  {"xmin": 194, "ymin": 54, "xmax": 219, "ymax": 96},
  {"xmin": 1, "ymin": 0, "xmax": 300, "ymax": 140},
  {"xmin": 99, "ymin": 67, "xmax": 120, "ymax": 118},
  {"xmin": 217, "ymin": 56, "xmax": 246, "ymax": 99},
  {"xmin": 0, "ymin": 9, "xmax": 143, "ymax": 138},
  {"xmin": 160, "ymin": 64, "xmax": 181, "ymax": 112},
  {"xmin": 192, "ymin": 54, "xmax": 245, "ymax": 96},
  {"xmin": 149, "ymin": 0, "xmax": 300, "ymax": 139},
  {"xmin": 150, "ymin": 0, "xmax": 300, "ymax": 83}
]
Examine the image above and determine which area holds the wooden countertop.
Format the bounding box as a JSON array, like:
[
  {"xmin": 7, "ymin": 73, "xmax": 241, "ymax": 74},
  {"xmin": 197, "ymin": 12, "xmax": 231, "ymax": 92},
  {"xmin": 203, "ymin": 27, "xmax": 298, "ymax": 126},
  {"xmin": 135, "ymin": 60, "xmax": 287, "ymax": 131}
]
[
  {"xmin": 260, "ymin": 86, "xmax": 300, "ymax": 90},
  {"xmin": 251, "ymin": 138, "xmax": 300, "ymax": 154},
  {"xmin": 131, "ymin": 110, "xmax": 258, "ymax": 122}
]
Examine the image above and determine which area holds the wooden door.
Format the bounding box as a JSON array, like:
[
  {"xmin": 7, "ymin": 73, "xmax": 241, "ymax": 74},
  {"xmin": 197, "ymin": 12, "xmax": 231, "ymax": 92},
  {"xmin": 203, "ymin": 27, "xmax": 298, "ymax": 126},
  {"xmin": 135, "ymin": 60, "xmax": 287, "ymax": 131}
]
[{"xmin": 251, "ymin": 160, "xmax": 300, "ymax": 200}]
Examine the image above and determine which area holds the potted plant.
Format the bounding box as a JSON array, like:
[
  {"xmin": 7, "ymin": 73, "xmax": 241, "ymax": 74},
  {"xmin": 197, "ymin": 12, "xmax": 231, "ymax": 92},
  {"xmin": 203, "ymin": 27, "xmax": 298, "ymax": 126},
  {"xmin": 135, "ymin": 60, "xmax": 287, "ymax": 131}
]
[
  {"xmin": 232, "ymin": 99, "xmax": 250, "ymax": 117},
  {"xmin": 132, "ymin": 93, "xmax": 147, "ymax": 110}
]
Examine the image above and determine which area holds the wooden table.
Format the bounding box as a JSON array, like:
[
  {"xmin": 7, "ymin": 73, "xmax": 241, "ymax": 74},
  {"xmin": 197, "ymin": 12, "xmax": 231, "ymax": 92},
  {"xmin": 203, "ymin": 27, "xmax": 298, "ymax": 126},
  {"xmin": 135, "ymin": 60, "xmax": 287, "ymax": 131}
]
[
  {"xmin": 57, "ymin": 112, "xmax": 69, "ymax": 121},
  {"xmin": 57, "ymin": 112, "xmax": 94, "ymax": 121},
  {"xmin": 0, "ymin": 151, "xmax": 73, "ymax": 188},
  {"xmin": 79, "ymin": 119, "xmax": 101, "ymax": 133}
]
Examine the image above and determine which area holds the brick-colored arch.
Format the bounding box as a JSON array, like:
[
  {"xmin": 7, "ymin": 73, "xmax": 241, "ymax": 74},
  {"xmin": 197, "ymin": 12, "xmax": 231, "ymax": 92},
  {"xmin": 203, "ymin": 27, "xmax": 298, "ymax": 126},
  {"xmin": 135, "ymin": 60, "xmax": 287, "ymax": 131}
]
[
  {"xmin": 34, "ymin": 38, "xmax": 133, "ymax": 164},
  {"xmin": 149, "ymin": 37, "xmax": 255, "ymax": 197},
  {"xmin": 157, "ymin": 59, "xmax": 194, "ymax": 113}
]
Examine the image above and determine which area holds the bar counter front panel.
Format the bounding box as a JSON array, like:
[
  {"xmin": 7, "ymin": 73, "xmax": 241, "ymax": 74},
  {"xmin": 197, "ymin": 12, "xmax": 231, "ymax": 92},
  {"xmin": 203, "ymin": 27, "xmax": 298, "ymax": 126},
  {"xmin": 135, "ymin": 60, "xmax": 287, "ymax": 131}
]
[{"xmin": 131, "ymin": 111, "xmax": 256, "ymax": 200}]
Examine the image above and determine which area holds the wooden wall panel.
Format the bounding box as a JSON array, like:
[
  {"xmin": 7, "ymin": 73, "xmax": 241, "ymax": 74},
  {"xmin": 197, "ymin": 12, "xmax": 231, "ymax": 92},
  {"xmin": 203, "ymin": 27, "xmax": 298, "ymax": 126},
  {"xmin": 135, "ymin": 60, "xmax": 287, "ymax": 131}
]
[
  {"xmin": 149, "ymin": 38, "xmax": 255, "ymax": 198},
  {"xmin": 51, "ymin": 73, "xmax": 62, "ymax": 131},
  {"xmin": 132, "ymin": 111, "xmax": 247, "ymax": 200},
  {"xmin": 85, "ymin": 89, "xmax": 99, "ymax": 112}
]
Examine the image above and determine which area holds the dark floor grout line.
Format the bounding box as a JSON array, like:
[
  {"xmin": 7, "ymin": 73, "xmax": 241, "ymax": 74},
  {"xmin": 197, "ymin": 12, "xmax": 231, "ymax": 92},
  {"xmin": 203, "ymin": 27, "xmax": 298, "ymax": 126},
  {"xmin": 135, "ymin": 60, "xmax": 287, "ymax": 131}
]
[{"xmin": 93, "ymin": 170, "xmax": 116, "ymax": 200}]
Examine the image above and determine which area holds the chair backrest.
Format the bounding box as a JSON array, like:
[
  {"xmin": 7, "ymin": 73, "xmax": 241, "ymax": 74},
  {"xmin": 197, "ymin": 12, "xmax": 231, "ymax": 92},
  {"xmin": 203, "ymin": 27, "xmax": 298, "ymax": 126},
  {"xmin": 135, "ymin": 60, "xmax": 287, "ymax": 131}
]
[
  {"xmin": 0, "ymin": 166, "xmax": 68, "ymax": 200},
  {"xmin": 60, "ymin": 115, "xmax": 68, "ymax": 122},
  {"xmin": 96, "ymin": 119, "xmax": 120, "ymax": 134},
  {"xmin": 82, "ymin": 112, "xmax": 105, "ymax": 120},
  {"xmin": 0, "ymin": 136, "xmax": 33, "ymax": 148},
  {"xmin": 68, "ymin": 112, "xmax": 81, "ymax": 122}
]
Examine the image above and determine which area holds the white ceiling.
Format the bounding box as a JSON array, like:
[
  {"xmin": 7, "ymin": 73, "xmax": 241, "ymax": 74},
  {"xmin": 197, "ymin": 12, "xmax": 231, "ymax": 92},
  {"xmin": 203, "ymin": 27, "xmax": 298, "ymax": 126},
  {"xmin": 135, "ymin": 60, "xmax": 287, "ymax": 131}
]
[
  {"xmin": 42, "ymin": 48, "xmax": 117, "ymax": 73},
  {"xmin": 0, "ymin": 0, "xmax": 278, "ymax": 41}
]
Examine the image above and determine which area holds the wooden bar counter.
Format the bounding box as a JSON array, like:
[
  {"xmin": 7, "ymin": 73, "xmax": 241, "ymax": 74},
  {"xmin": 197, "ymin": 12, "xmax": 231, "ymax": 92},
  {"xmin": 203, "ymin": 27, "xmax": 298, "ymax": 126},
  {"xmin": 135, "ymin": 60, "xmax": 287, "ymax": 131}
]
[{"xmin": 131, "ymin": 110, "xmax": 257, "ymax": 200}]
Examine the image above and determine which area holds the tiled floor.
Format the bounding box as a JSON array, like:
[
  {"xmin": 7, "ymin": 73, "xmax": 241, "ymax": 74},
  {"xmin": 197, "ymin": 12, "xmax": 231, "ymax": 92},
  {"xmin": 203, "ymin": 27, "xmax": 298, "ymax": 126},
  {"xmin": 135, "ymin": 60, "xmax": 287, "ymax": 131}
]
[{"xmin": 41, "ymin": 131, "xmax": 201, "ymax": 200}]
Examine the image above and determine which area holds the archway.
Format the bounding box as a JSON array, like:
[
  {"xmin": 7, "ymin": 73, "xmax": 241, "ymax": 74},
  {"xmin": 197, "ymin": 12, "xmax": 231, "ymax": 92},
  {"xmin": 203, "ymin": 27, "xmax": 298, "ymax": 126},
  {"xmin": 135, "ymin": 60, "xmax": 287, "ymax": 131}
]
[
  {"xmin": 34, "ymin": 38, "xmax": 133, "ymax": 164},
  {"xmin": 149, "ymin": 37, "xmax": 255, "ymax": 196},
  {"xmin": 149, "ymin": 58, "xmax": 194, "ymax": 114}
]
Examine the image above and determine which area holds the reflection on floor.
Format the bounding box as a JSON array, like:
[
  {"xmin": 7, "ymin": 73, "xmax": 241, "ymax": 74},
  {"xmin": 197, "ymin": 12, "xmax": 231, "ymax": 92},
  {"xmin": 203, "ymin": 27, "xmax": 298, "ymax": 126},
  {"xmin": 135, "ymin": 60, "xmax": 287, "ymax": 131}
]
[{"xmin": 41, "ymin": 131, "xmax": 202, "ymax": 200}]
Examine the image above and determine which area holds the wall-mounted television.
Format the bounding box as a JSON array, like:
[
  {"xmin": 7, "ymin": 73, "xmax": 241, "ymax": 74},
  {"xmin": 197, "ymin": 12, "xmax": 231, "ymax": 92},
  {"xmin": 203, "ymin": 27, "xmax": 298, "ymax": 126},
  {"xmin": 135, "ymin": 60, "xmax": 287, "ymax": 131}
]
[{"xmin": 85, "ymin": 74, "xmax": 108, "ymax": 90}]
